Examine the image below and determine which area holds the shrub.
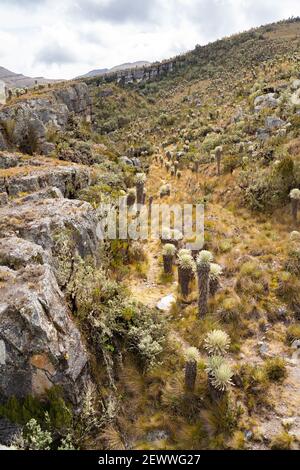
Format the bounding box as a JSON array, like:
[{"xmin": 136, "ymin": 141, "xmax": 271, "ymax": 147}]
[
  {"xmin": 22, "ymin": 418, "xmax": 53, "ymax": 450},
  {"xmin": 202, "ymin": 133, "xmax": 223, "ymax": 153},
  {"xmin": 285, "ymin": 248, "xmax": 300, "ymax": 275},
  {"xmin": 264, "ymin": 357, "xmax": 287, "ymax": 382},
  {"xmin": 127, "ymin": 304, "xmax": 167, "ymax": 369},
  {"xmin": 163, "ymin": 243, "xmax": 177, "ymax": 257},
  {"xmin": 290, "ymin": 231, "xmax": 300, "ymax": 242},
  {"xmin": 240, "ymin": 157, "xmax": 295, "ymax": 212},
  {"xmin": 1, "ymin": 118, "xmax": 16, "ymax": 142}
]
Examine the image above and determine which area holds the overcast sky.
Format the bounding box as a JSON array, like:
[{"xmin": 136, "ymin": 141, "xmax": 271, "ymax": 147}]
[{"xmin": 0, "ymin": 0, "xmax": 300, "ymax": 79}]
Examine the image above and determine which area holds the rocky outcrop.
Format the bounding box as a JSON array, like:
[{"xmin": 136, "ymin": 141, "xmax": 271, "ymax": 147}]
[
  {"xmin": 0, "ymin": 198, "xmax": 98, "ymax": 261},
  {"xmin": 254, "ymin": 93, "xmax": 279, "ymax": 112},
  {"xmin": 0, "ymin": 195, "xmax": 99, "ymax": 404},
  {"xmin": 0, "ymin": 262, "xmax": 89, "ymax": 404},
  {"xmin": 0, "ymin": 83, "xmax": 92, "ymax": 155},
  {"xmin": 89, "ymin": 60, "xmax": 175, "ymax": 86},
  {"xmin": 0, "ymin": 153, "xmax": 90, "ymax": 200}
]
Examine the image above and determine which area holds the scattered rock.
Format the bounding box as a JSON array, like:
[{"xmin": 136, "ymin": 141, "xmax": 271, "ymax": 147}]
[
  {"xmin": 146, "ymin": 430, "xmax": 169, "ymax": 442},
  {"xmin": 256, "ymin": 128, "xmax": 270, "ymax": 142},
  {"xmin": 291, "ymin": 339, "xmax": 300, "ymax": 350},
  {"xmin": 265, "ymin": 116, "xmax": 286, "ymax": 130},
  {"xmin": 254, "ymin": 93, "xmax": 279, "ymax": 112},
  {"xmin": 156, "ymin": 294, "xmax": 176, "ymax": 312}
]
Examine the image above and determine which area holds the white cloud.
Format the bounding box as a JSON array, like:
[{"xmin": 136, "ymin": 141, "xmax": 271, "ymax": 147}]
[{"xmin": 0, "ymin": 0, "xmax": 299, "ymax": 79}]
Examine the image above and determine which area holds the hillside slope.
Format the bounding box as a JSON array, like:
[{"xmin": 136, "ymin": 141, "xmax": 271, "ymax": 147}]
[{"xmin": 1, "ymin": 18, "xmax": 300, "ymax": 451}]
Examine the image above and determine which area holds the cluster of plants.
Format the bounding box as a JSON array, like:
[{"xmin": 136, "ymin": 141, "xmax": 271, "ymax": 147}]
[{"xmin": 67, "ymin": 259, "xmax": 167, "ymax": 371}]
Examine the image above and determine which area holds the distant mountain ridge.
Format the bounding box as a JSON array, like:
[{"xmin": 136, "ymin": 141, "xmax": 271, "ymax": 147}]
[
  {"xmin": 0, "ymin": 66, "xmax": 58, "ymax": 89},
  {"xmin": 79, "ymin": 61, "xmax": 151, "ymax": 78}
]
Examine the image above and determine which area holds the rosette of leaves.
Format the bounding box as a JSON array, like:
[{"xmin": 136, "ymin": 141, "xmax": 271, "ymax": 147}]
[{"xmin": 204, "ymin": 329, "xmax": 231, "ymax": 356}]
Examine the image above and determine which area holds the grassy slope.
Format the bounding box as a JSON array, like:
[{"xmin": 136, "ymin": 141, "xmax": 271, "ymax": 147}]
[
  {"xmin": 2, "ymin": 19, "xmax": 300, "ymax": 450},
  {"xmin": 89, "ymin": 19, "xmax": 300, "ymax": 450}
]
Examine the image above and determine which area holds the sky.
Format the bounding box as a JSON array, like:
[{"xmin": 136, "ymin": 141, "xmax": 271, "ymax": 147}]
[{"xmin": 0, "ymin": 0, "xmax": 300, "ymax": 80}]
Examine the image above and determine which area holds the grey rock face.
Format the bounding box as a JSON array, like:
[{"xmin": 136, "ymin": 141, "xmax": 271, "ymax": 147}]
[
  {"xmin": 0, "ymin": 237, "xmax": 50, "ymax": 269},
  {"xmin": 0, "ymin": 152, "xmax": 21, "ymax": 169},
  {"xmin": 0, "ymin": 262, "xmax": 89, "ymax": 404},
  {"xmin": 0, "ymin": 197, "xmax": 100, "ymax": 404},
  {"xmin": 18, "ymin": 186, "xmax": 64, "ymax": 203},
  {"xmin": 254, "ymin": 93, "xmax": 279, "ymax": 112},
  {"xmin": 0, "ymin": 418, "xmax": 22, "ymax": 446},
  {"xmin": 0, "ymin": 198, "xmax": 98, "ymax": 257},
  {"xmin": 0, "ymin": 161, "xmax": 90, "ymax": 198},
  {"xmin": 54, "ymin": 83, "xmax": 92, "ymax": 118}
]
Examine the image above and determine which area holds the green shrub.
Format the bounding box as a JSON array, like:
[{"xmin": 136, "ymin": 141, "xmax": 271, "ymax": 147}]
[
  {"xmin": 240, "ymin": 156, "xmax": 295, "ymax": 212},
  {"xmin": 22, "ymin": 418, "xmax": 53, "ymax": 450},
  {"xmin": 264, "ymin": 357, "xmax": 287, "ymax": 382}
]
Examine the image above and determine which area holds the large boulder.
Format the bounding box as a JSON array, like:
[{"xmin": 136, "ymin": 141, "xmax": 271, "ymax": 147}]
[
  {"xmin": 254, "ymin": 93, "xmax": 279, "ymax": 112},
  {"xmin": 0, "ymin": 196, "xmax": 100, "ymax": 405},
  {"xmin": 0, "ymin": 261, "xmax": 89, "ymax": 404},
  {"xmin": 53, "ymin": 83, "xmax": 92, "ymax": 119},
  {"xmin": 0, "ymin": 198, "xmax": 99, "ymax": 404},
  {"xmin": 265, "ymin": 116, "xmax": 286, "ymax": 130}
]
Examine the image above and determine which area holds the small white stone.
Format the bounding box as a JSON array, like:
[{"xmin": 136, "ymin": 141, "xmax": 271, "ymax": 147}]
[{"xmin": 156, "ymin": 294, "xmax": 176, "ymax": 312}]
